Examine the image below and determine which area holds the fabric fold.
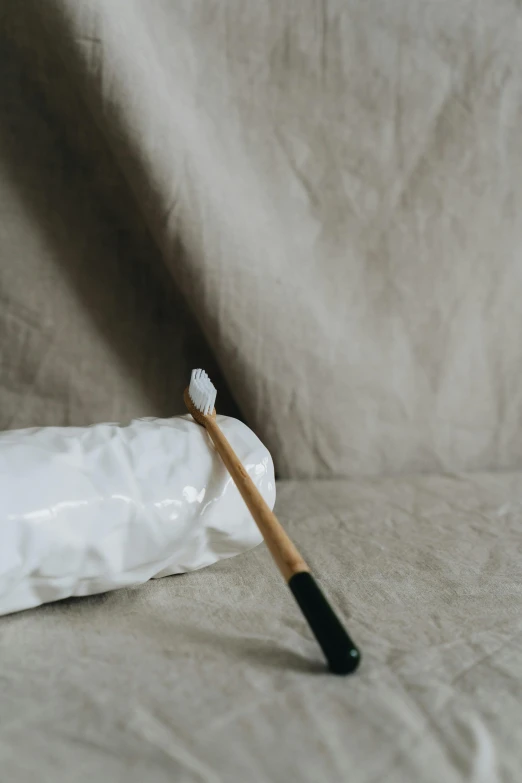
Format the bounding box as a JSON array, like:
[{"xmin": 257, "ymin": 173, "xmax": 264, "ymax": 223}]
[{"xmin": 8, "ymin": 0, "xmax": 522, "ymax": 478}]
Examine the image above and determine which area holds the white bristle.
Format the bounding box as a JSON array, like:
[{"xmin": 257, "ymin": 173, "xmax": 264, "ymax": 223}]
[{"xmin": 188, "ymin": 368, "xmax": 217, "ymax": 415}]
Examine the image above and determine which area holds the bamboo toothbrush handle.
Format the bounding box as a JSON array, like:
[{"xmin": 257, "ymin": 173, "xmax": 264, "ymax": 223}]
[
  {"xmin": 203, "ymin": 416, "xmax": 361, "ymax": 675},
  {"xmin": 204, "ymin": 416, "xmax": 309, "ymax": 581}
]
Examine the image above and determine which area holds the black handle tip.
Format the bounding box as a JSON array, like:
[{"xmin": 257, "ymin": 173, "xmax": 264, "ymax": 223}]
[
  {"xmin": 328, "ymin": 646, "xmax": 361, "ymax": 676},
  {"xmin": 288, "ymin": 572, "xmax": 361, "ymax": 676}
]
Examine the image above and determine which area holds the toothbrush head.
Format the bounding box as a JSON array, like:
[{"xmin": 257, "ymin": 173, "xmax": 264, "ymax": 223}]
[{"xmin": 184, "ymin": 369, "xmax": 217, "ymax": 425}]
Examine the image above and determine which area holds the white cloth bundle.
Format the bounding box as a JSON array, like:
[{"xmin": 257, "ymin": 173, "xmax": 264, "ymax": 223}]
[{"xmin": 0, "ymin": 415, "xmax": 274, "ymax": 615}]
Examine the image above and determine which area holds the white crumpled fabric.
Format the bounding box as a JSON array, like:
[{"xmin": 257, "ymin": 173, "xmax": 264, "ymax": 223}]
[{"xmin": 0, "ymin": 415, "xmax": 274, "ymax": 616}]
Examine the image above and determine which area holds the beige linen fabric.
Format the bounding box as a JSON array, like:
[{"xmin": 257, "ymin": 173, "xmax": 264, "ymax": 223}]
[
  {"xmin": 1, "ymin": 473, "xmax": 521, "ymax": 782},
  {"xmin": 3, "ymin": 1, "xmax": 522, "ymax": 477},
  {"xmin": 0, "ymin": 3, "xmax": 236, "ymax": 432},
  {"xmin": 9, "ymin": 0, "xmax": 520, "ymax": 478}
]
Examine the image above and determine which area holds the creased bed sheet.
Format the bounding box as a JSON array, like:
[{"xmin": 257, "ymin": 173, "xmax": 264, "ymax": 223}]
[
  {"xmin": 8, "ymin": 0, "xmax": 522, "ymax": 479},
  {"xmin": 0, "ymin": 473, "xmax": 521, "ymax": 782}
]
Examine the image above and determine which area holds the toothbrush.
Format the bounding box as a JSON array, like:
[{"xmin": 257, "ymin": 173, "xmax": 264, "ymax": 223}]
[{"xmin": 184, "ymin": 369, "xmax": 361, "ymax": 675}]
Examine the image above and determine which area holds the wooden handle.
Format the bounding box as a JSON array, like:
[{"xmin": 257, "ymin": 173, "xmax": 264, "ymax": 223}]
[{"xmin": 204, "ymin": 417, "xmax": 309, "ymax": 582}]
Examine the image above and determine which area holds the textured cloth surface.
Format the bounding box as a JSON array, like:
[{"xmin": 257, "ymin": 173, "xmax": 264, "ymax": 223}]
[
  {"xmin": 1, "ymin": 474, "xmax": 521, "ymax": 782},
  {"xmin": 0, "ymin": 2, "xmax": 237, "ymax": 431},
  {"xmin": 3, "ymin": 1, "xmax": 522, "ymax": 477}
]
